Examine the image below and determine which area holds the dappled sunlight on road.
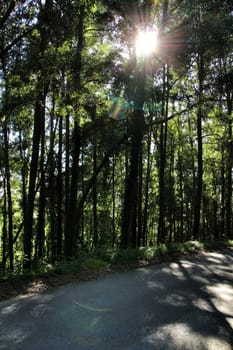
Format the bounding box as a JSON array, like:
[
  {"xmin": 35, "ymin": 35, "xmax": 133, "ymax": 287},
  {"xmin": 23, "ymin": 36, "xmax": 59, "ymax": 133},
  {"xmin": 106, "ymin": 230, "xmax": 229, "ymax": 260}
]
[
  {"xmin": 205, "ymin": 283, "xmax": 233, "ymax": 329},
  {"xmin": 143, "ymin": 322, "xmax": 232, "ymax": 350},
  {"xmin": 193, "ymin": 298, "xmax": 214, "ymax": 312},
  {"xmin": 0, "ymin": 250, "xmax": 232, "ymax": 349}
]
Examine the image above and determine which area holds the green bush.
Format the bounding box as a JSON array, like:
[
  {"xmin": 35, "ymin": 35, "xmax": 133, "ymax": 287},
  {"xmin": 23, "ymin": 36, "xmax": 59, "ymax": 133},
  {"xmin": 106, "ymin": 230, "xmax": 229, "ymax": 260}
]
[
  {"xmin": 79, "ymin": 258, "xmax": 108, "ymax": 270},
  {"xmin": 202, "ymin": 240, "xmax": 233, "ymax": 249},
  {"xmin": 2, "ymin": 240, "xmax": 232, "ymax": 284},
  {"xmin": 155, "ymin": 244, "xmax": 168, "ymax": 256}
]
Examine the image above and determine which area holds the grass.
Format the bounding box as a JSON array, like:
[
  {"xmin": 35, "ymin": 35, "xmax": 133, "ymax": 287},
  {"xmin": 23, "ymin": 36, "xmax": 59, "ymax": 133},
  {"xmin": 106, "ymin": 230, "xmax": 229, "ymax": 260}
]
[{"xmin": 1, "ymin": 240, "xmax": 232, "ymax": 284}]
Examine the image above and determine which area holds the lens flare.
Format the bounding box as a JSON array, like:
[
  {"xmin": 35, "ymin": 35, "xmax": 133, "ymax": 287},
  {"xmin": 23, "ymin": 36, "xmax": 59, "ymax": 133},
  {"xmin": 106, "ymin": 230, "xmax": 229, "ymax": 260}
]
[{"xmin": 136, "ymin": 29, "xmax": 158, "ymax": 57}]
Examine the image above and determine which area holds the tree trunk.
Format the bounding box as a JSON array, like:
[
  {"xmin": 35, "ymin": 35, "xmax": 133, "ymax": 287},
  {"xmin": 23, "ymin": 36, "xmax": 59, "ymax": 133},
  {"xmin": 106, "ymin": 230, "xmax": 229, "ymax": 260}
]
[
  {"xmin": 220, "ymin": 147, "xmax": 225, "ymax": 238},
  {"xmin": 3, "ymin": 117, "xmax": 13, "ymax": 271},
  {"xmin": 157, "ymin": 64, "xmax": 169, "ymax": 245},
  {"xmin": 193, "ymin": 53, "xmax": 204, "ymax": 240},
  {"xmin": 112, "ymin": 155, "xmax": 116, "ymax": 247},
  {"xmin": 121, "ymin": 67, "xmax": 145, "ymax": 248},
  {"xmin": 178, "ymin": 118, "xmax": 184, "ymax": 242},
  {"xmin": 48, "ymin": 106, "xmax": 57, "ymax": 262},
  {"xmin": 64, "ymin": 109, "xmax": 70, "ymax": 250},
  {"xmin": 24, "ymin": 92, "xmax": 45, "ymax": 268},
  {"xmin": 64, "ymin": 9, "xmax": 84, "ymax": 258},
  {"xmin": 142, "ymin": 128, "xmax": 152, "ymax": 246},
  {"xmin": 137, "ymin": 147, "xmax": 143, "ymax": 247},
  {"xmin": 57, "ymin": 114, "xmax": 63, "ymax": 258},
  {"xmin": 19, "ymin": 131, "xmax": 27, "ymax": 231},
  {"xmin": 92, "ymin": 108, "xmax": 98, "ymax": 248},
  {"xmin": 226, "ymin": 96, "xmax": 232, "ymax": 238},
  {"xmin": 36, "ymin": 100, "xmax": 46, "ymax": 259},
  {"xmin": 23, "ymin": 1, "xmax": 50, "ymax": 269},
  {"xmin": 64, "ymin": 120, "xmax": 81, "ymax": 258},
  {"xmin": 81, "ymin": 139, "xmax": 85, "ymax": 245},
  {"xmin": 187, "ymin": 115, "xmax": 195, "ymax": 238},
  {"xmin": 1, "ymin": 178, "xmax": 7, "ymax": 270}
]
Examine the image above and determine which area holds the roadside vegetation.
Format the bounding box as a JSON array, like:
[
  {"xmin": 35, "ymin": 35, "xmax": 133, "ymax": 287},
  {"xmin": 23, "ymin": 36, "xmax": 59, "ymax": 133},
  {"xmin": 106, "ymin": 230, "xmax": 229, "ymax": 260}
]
[{"xmin": 1, "ymin": 240, "xmax": 232, "ymax": 288}]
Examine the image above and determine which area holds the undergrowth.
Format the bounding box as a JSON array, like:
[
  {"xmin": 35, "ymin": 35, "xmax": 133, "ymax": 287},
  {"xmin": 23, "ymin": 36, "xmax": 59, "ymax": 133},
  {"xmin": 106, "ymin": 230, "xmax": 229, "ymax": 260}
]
[{"xmin": 1, "ymin": 240, "xmax": 232, "ymax": 283}]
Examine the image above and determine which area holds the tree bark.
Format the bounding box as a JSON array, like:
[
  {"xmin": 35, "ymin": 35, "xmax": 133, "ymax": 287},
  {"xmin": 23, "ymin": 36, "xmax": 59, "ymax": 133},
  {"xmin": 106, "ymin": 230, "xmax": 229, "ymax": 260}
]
[
  {"xmin": 24, "ymin": 91, "xmax": 46, "ymax": 268},
  {"xmin": 64, "ymin": 8, "xmax": 84, "ymax": 258},
  {"xmin": 48, "ymin": 105, "xmax": 57, "ymax": 262},
  {"xmin": 142, "ymin": 128, "xmax": 152, "ymax": 246},
  {"xmin": 137, "ymin": 147, "xmax": 143, "ymax": 247},
  {"xmin": 57, "ymin": 114, "xmax": 63, "ymax": 258},
  {"xmin": 23, "ymin": 0, "xmax": 50, "ymax": 269},
  {"xmin": 36, "ymin": 98, "xmax": 46, "ymax": 259},
  {"xmin": 157, "ymin": 64, "xmax": 169, "ymax": 245},
  {"xmin": 92, "ymin": 108, "xmax": 98, "ymax": 248},
  {"xmin": 112, "ymin": 155, "xmax": 116, "ymax": 247},
  {"xmin": 3, "ymin": 117, "xmax": 13, "ymax": 271},
  {"xmin": 121, "ymin": 68, "xmax": 145, "ymax": 248},
  {"xmin": 193, "ymin": 53, "xmax": 204, "ymax": 240},
  {"xmin": 64, "ymin": 109, "xmax": 70, "ymax": 251},
  {"xmin": 1, "ymin": 178, "xmax": 7, "ymax": 270},
  {"xmin": 157, "ymin": 0, "xmax": 169, "ymax": 245},
  {"xmin": 226, "ymin": 92, "xmax": 232, "ymax": 238},
  {"xmin": 220, "ymin": 147, "xmax": 225, "ymax": 238}
]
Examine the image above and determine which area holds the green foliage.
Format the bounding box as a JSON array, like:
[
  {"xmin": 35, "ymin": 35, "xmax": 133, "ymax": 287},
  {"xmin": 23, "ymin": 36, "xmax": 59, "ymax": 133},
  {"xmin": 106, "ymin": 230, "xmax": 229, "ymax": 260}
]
[
  {"xmin": 1, "ymin": 240, "xmax": 232, "ymax": 285},
  {"xmin": 79, "ymin": 258, "xmax": 108, "ymax": 270},
  {"xmin": 156, "ymin": 244, "xmax": 169, "ymax": 256},
  {"xmin": 202, "ymin": 240, "xmax": 233, "ymax": 249},
  {"xmin": 110, "ymin": 248, "xmax": 144, "ymax": 264}
]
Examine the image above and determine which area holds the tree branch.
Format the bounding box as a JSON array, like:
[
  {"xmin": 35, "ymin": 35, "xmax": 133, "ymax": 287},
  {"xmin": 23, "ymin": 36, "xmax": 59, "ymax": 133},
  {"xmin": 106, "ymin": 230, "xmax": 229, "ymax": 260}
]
[
  {"xmin": 0, "ymin": 1, "xmax": 16, "ymax": 30},
  {"xmin": 0, "ymin": 27, "xmax": 34, "ymax": 59}
]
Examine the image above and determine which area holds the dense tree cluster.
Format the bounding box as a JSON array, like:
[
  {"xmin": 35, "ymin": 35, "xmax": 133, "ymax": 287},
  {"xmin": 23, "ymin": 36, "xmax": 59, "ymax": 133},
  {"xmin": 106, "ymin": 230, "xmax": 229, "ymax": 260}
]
[{"xmin": 0, "ymin": 0, "xmax": 232, "ymax": 271}]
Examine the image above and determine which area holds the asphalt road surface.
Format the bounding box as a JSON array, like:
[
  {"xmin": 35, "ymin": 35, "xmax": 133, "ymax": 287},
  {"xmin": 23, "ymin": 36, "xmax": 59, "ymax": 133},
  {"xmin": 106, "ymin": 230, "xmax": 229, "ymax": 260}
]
[{"xmin": 0, "ymin": 250, "xmax": 232, "ymax": 350}]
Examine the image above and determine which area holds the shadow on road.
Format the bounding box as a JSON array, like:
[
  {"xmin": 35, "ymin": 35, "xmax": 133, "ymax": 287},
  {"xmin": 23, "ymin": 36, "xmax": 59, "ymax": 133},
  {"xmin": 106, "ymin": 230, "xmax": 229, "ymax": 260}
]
[{"xmin": 0, "ymin": 250, "xmax": 232, "ymax": 349}]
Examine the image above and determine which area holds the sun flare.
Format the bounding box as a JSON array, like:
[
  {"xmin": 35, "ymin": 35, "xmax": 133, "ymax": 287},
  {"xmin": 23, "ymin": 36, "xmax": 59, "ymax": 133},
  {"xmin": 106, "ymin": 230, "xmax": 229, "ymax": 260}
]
[{"xmin": 136, "ymin": 29, "xmax": 158, "ymax": 57}]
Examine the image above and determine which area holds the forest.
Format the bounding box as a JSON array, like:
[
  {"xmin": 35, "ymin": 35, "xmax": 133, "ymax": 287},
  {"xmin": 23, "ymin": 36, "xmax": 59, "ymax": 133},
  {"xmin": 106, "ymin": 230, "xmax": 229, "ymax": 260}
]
[{"xmin": 0, "ymin": 0, "xmax": 232, "ymax": 273}]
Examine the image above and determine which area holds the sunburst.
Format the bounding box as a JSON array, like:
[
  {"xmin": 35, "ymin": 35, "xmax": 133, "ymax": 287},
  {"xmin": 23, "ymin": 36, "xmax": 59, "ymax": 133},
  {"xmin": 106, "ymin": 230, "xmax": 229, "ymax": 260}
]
[{"xmin": 135, "ymin": 29, "xmax": 158, "ymax": 57}]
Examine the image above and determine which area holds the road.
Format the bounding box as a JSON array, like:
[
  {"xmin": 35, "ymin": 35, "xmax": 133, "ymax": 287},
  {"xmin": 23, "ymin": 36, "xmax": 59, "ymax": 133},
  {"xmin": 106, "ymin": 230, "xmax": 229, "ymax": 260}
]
[{"xmin": 0, "ymin": 250, "xmax": 232, "ymax": 350}]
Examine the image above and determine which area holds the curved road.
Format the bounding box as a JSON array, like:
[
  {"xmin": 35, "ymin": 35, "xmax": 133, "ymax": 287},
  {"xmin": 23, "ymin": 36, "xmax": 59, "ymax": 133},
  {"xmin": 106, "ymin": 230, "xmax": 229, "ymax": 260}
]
[{"xmin": 0, "ymin": 250, "xmax": 232, "ymax": 350}]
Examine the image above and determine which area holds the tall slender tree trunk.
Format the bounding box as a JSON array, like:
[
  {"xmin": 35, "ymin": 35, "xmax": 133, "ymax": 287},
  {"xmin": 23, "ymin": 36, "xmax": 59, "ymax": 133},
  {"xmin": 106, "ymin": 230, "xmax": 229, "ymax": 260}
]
[
  {"xmin": 187, "ymin": 115, "xmax": 195, "ymax": 238},
  {"xmin": 48, "ymin": 104, "xmax": 57, "ymax": 262},
  {"xmin": 193, "ymin": 53, "xmax": 204, "ymax": 240},
  {"xmin": 36, "ymin": 100, "xmax": 46, "ymax": 259},
  {"xmin": 168, "ymin": 139, "xmax": 175, "ymax": 242},
  {"xmin": 226, "ymin": 94, "xmax": 232, "ymax": 238},
  {"xmin": 24, "ymin": 91, "xmax": 46, "ymax": 268},
  {"xmin": 220, "ymin": 147, "xmax": 225, "ymax": 238},
  {"xmin": 157, "ymin": 64, "xmax": 169, "ymax": 244},
  {"xmin": 121, "ymin": 69, "xmax": 145, "ymax": 248},
  {"xmin": 81, "ymin": 139, "xmax": 85, "ymax": 245},
  {"xmin": 112, "ymin": 155, "xmax": 116, "ymax": 247},
  {"xmin": 156, "ymin": 0, "xmax": 170, "ymax": 245},
  {"xmin": 65, "ymin": 120, "xmax": 81, "ymax": 258},
  {"xmin": 3, "ymin": 118, "xmax": 13, "ymax": 271},
  {"xmin": 92, "ymin": 108, "xmax": 98, "ymax": 248},
  {"xmin": 137, "ymin": 147, "xmax": 143, "ymax": 247},
  {"xmin": 64, "ymin": 8, "xmax": 84, "ymax": 258},
  {"xmin": 64, "ymin": 109, "xmax": 70, "ymax": 249},
  {"xmin": 57, "ymin": 115, "xmax": 63, "ymax": 258},
  {"xmin": 212, "ymin": 181, "xmax": 218, "ymax": 239},
  {"xmin": 1, "ymin": 178, "xmax": 7, "ymax": 270},
  {"xmin": 23, "ymin": 0, "xmax": 50, "ymax": 269},
  {"xmin": 178, "ymin": 117, "xmax": 184, "ymax": 242},
  {"xmin": 142, "ymin": 128, "xmax": 152, "ymax": 246},
  {"xmin": 19, "ymin": 131, "xmax": 27, "ymax": 228}
]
